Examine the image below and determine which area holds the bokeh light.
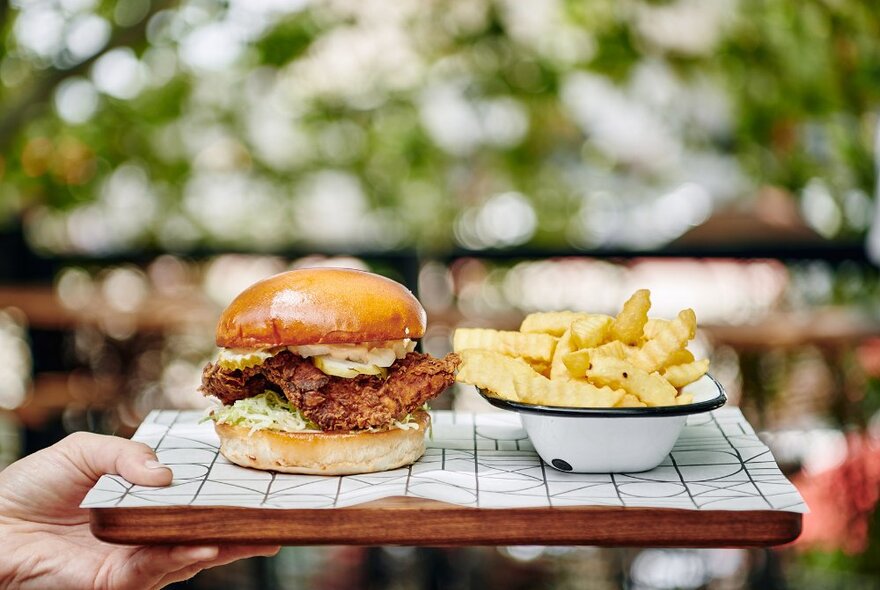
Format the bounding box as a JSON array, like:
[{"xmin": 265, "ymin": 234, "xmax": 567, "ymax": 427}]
[
  {"xmin": 0, "ymin": 310, "xmax": 32, "ymax": 410},
  {"xmin": 1, "ymin": 1, "xmax": 879, "ymax": 588}
]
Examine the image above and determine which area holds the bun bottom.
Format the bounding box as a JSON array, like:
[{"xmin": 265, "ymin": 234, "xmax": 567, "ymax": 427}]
[{"xmin": 215, "ymin": 411, "xmax": 430, "ymax": 475}]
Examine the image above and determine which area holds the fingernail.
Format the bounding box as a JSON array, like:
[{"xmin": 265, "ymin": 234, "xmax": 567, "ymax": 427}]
[
  {"xmin": 187, "ymin": 546, "xmax": 219, "ymax": 561},
  {"xmin": 144, "ymin": 460, "xmax": 170, "ymax": 471}
]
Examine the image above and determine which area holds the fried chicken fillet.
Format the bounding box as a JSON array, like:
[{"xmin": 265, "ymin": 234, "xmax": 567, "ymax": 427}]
[{"xmin": 201, "ymin": 350, "xmax": 460, "ymax": 431}]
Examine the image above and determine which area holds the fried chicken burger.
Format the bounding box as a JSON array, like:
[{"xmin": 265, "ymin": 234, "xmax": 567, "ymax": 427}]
[{"xmin": 200, "ymin": 268, "xmax": 460, "ymax": 475}]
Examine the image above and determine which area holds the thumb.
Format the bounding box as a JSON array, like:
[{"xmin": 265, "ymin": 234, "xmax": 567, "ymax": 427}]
[{"xmin": 57, "ymin": 432, "xmax": 173, "ymax": 488}]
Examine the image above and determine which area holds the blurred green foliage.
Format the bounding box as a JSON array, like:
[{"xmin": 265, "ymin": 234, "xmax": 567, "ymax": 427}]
[{"xmin": 0, "ymin": 0, "xmax": 876, "ymax": 253}]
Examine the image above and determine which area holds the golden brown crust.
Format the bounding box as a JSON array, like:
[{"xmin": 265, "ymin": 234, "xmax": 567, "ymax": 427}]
[
  {"xmin": 216, "ymin": 268, "xmax": 427, "ymax": 348},
  {"xmin": 214, "ymin": 411, "xmax": 430, "ymax": 475}
]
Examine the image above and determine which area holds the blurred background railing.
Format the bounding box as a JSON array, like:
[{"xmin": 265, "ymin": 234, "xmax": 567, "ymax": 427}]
[{"xmin": 1, "ymin": 0, "xmax": 880, "ymax": 588}]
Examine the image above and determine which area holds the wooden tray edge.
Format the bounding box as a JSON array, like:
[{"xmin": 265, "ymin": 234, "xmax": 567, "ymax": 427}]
[{"xmin": 90, "ymin": 497, "xmax": 802, "ymax": 548}]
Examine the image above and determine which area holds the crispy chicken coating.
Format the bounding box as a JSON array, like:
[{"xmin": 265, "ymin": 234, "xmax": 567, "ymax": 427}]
[{"xmin": 201, "ymin": 350, "xmax": 459, "ymax": 431}]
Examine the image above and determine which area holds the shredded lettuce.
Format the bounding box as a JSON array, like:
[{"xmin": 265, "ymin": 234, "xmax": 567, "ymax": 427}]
[
  {"xmin": 423, "ymin": 403, "xmax": 433, "ymax": 440},
  {"xmin": 370, "ymin": 413, "xmax": 419, "ymax": 432},
  {"xmin": 206, "ymin": 391, "xmax": 425, "ymax": 434},
  {"xmin": 207, "ymin": 391, "xmax": 318, "ymax": 434}
]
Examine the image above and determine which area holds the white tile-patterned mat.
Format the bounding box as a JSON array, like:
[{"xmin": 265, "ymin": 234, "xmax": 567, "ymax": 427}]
[{"xmin": 82, "ymin": 409, "xmax": 807, "ymax": 512}]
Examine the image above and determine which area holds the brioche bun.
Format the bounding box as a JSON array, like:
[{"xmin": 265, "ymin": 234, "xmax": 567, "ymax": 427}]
[
  {"xmin": 215, "ymin": 411, "xmax": 430, "ymax": 475},
  {"xmin": 215, "ymin": 268, "xmax": 427, "ymax": 349}
]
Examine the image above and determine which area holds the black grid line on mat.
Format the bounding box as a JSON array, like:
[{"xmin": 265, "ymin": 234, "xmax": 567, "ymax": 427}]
[{"xmin": 82, "ymin": 409, "xmax": 805, "ymax": 513}]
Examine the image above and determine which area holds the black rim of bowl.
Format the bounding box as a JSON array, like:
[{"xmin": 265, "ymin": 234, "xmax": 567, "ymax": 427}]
[{"xmin": 477, "ymin": 374, "xmax": 727, "ymax": 418}]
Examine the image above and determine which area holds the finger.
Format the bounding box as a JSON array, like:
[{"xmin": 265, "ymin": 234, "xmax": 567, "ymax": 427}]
[
  {"xmin": 156, "ymin": 546, "xmax": 282, "ymax": 589},
  {"xmin": 131, "ymin": 545, "xmax": 280, "ymax": 588},
  {"xmin": 180, "ymin": 544, "xmax": 280, "ymax": 565},
  {"xmin": 110, "ymin": 545, "xmax": 217, "ymax": 590},
  {"xmin": 133, "ymin": 544, "xmax": 278, "ymax": 574},
  {"xmin": 56, "ymin": 432, "xmax": 173, "ymax": 488}
]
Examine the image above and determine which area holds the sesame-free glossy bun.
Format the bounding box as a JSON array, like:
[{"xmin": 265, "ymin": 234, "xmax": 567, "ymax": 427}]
[
  {"xmin": 215, "ymin": 411, "xmax": 430, "ymax": 475},
  {"xmin": 215, "ymin": 268, "xmax": 426, "ymax": 348}
]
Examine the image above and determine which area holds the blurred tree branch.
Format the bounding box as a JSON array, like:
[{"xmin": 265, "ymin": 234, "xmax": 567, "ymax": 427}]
[
  {"xmin": 0, "ymin": 0, "xmax": 876, "ymax": 249},
  {"xmin": 0, "ymin": 0, "xmax": 173, "ymax": 152},
  {"xmin": 0, "ymin": 1, "xmax": 10, "ymax": 76}
]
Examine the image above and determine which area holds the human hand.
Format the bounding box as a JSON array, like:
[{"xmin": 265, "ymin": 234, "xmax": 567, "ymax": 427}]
[{"xmin": 0, "ymin": 432, "xmax": 280, "ymax": 589}]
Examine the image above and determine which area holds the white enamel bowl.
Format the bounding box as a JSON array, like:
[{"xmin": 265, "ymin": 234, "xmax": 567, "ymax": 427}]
[{"xmin": 479, "ymin": 374, "xmax": 726, "ymax": 473}]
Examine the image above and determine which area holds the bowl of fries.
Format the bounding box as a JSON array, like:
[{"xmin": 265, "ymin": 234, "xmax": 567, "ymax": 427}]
[
  {"xmin": 454, "ymin": 290, "xmax": 727, "ymax": 473},
  {"xmin": 477, "ymin": 374, "xmax": 725, "ymax": 473}
]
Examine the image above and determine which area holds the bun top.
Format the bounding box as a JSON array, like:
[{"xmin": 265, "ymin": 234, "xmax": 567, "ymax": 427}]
[{"xmin": 215, "ymin": 268, "xmax": 427, "ymax": 348}]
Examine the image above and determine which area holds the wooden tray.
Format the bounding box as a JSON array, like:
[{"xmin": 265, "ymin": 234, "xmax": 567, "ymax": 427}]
[{"xmin": 90, "ymin": 496, "xmax": 801, "ymax": 547}]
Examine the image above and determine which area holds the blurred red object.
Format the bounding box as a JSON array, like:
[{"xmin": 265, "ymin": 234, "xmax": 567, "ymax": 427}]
[
  {"xmin": 795, "ymin": 435, "xmax": 880, "ymax": 554},
  {"xmin": 857, "ymin": 337, "xmax": 880, "ymax": 378}
]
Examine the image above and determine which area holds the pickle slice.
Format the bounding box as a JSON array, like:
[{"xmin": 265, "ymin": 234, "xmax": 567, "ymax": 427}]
[
  {"xmin": 216, "ymin": 349, "xmax": 275, "ymax": 370},
  {"xmin": 313, "ymin": 356, "xmax": 388, "ymax": 379}
]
